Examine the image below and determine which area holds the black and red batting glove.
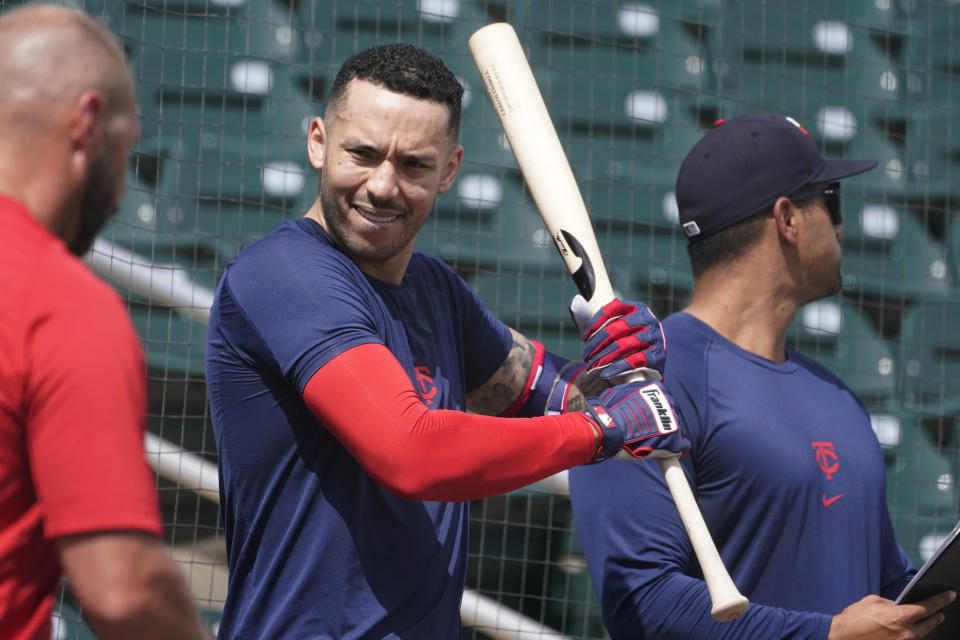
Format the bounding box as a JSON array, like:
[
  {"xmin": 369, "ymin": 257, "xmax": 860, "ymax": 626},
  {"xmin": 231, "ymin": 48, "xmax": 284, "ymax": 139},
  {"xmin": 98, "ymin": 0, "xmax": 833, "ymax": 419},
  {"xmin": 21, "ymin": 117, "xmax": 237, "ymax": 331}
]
[
  {"xmin": 570, "ymin": 296, "xmax": 666, "ymax": 382},
  {"xmin": 584, "ymin": 380, "xmax": 689, "ymax": 461}
]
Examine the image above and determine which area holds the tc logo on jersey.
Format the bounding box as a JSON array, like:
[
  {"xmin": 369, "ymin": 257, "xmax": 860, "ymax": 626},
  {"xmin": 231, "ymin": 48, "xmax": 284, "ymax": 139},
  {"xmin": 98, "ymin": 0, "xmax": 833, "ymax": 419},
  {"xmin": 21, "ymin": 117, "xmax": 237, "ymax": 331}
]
[
  {"xmin": 414, "ymin": 366, "xmax": 438, "ymax": 406},
  {"xmin": 812, "ymin": 441, "xmax": 839, "ymax": 479},
  {"xmin": 812, "ymin": 441, "xmax": 844, "ymax": 507}
]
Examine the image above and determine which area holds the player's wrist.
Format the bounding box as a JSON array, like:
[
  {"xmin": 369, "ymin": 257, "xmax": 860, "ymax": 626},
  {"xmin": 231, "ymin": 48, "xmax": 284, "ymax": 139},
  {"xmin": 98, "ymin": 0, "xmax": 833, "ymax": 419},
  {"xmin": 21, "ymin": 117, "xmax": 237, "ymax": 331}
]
[
  {"xmin": 583, "ymin": 413, "xmax": 604, "ymax": 460},
  {"xmin": 545, "ymin": 362, "xmax": 586, "ymax": 415},
  {"xmin": 583, "ymin": 401, "xmax": 629, "ymax": 461},
  {"xmin": 584, "ymin": 380, "xmax": 689, "ymax": 461}
]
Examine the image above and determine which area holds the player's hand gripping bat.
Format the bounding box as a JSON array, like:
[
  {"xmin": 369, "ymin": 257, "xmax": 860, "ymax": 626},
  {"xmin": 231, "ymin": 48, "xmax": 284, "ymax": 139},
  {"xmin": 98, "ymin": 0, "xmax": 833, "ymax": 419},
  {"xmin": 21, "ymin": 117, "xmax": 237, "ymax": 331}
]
[{"xmin": 469, "ymin": 22, "xmax": 749, "ymax": 622}]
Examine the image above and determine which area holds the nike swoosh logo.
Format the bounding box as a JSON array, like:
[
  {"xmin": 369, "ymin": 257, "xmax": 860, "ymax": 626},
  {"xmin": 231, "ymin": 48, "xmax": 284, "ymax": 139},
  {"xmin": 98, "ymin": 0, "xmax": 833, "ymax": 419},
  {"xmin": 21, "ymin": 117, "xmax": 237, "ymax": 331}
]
[{"xmin": 822, "ymin": 493, "xmax": 845, "ymax": 507}]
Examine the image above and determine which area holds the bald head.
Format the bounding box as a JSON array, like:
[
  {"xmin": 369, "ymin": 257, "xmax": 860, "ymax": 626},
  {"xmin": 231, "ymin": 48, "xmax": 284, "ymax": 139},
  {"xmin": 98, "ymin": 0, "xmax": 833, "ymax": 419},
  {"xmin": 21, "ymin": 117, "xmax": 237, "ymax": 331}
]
[
  {"xmin": 0, "ymin": 5, "xmax": 139, "ymax": 255},
  {"xmin": 0, "ymin": 4, "xmax": 133, "ymax": 130}
]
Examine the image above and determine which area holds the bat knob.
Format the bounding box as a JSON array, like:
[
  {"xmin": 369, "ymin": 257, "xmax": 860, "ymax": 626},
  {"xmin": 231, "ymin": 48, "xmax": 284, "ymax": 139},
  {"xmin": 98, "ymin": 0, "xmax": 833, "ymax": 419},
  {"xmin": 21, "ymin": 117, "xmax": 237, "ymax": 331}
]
[{"xmin": 711, "ymin": 594, "xmax": 749, "ymax": 622}]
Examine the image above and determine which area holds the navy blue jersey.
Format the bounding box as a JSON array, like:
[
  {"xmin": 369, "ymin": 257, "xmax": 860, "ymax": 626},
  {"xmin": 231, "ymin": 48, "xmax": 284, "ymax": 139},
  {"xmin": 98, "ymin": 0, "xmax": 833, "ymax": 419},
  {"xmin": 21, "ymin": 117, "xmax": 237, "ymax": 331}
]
[
  {"xmin": 569, "ymin": 312, "xmax": 913, "ymax": 639},
  {"xmin": 206, "ymin": 218, "xmax": 512, "ymax": 639}
]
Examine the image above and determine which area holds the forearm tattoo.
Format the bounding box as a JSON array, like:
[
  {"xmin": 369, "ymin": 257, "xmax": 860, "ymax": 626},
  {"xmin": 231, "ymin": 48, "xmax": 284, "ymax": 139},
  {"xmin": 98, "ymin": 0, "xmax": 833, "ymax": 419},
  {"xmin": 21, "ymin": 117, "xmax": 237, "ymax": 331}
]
[
  {"xmin": 466, "ymin": 335, "xmax": 535, "ymax": 416},
  {"xmin": 565, "ymin": 394, "xmax": 587, "ymax": 412},
  {"xmin": 564, "ymin": 368, "xmax": 606, "ymax": 413}
]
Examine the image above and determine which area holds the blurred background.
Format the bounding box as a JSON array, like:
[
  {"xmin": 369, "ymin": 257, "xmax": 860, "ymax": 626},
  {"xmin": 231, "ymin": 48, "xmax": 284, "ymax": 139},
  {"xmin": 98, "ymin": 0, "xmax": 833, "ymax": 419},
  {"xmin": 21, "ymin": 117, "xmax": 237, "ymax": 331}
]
[{"xmin": 4, "ymin": 0, "xmax": 960, "ymax": 637}]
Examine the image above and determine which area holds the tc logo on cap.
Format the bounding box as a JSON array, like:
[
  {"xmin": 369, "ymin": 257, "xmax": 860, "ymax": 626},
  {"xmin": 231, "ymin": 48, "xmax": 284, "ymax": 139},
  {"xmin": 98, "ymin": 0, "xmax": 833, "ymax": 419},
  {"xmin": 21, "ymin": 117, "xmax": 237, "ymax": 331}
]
[{"xmin": 682, "ymin": 221, "xmax": 701, "ymax": 238}]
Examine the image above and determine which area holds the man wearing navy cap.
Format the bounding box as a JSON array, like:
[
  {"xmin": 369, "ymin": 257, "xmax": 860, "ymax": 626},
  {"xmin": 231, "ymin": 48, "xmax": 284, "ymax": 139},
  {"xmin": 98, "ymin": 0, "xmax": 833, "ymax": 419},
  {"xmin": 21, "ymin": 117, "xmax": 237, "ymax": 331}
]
[{"xmin": 569, "ymin": 113, "xmax": 955, "ymax": 639}]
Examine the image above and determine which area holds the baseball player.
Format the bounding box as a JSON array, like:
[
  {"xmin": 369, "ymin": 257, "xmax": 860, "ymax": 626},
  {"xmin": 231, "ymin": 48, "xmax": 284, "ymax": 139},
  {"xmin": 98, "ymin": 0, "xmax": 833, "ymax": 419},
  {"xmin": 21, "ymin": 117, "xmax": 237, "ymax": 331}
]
[
  {"xmin": 205, "ymin": 43, "xmax": 688, "ymax": 639},
  {"xmin": 0, "ymin": 5, "xmax": 211, "ymax": 640},
  {"xmin": 568, "ymin": 113, "xmax": 955, "ymax": 639}
]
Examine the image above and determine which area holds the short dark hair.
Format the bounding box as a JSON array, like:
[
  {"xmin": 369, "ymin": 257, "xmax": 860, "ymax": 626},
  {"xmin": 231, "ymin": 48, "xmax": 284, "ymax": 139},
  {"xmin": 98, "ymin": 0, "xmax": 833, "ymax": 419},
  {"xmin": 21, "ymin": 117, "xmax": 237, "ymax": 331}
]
[
  {"xmin": 326, "ymin": 43, "xmax": 463, "ymax": 139},
  {"xmin": 687, "ymin": 208, "xmax": 770, "ymax": 278}
]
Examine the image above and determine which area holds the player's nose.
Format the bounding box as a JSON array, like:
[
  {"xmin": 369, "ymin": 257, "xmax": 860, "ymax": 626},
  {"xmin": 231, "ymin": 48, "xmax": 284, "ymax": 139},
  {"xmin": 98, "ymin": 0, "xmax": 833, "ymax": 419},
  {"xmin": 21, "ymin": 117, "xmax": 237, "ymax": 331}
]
[{"xmin": 366, "ymin": 159, "xmax": 401, "ymax": 201}]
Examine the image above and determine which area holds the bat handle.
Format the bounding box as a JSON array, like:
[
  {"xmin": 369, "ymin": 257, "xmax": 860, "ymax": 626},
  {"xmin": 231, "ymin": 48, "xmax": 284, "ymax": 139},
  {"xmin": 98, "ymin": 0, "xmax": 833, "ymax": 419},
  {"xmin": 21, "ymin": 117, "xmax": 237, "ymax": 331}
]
[
  {"xmin": 658, "ymin": 456, "xmax": 750, "ymax": 621},
  {"xmin": 614, "ymin": 369, "xmax": 747, "ymax": 620}
]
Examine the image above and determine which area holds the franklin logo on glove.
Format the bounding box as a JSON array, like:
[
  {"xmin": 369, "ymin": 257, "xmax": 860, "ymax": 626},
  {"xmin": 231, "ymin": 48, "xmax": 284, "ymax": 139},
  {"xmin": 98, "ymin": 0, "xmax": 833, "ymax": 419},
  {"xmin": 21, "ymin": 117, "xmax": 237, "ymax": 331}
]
[
  {"xmin": 640, "ymin": 386, "xmax": 676, "ymax": 433},
  {"xmin": 585, "ymin": 381, "xmax": 689, "ymax": 461}
]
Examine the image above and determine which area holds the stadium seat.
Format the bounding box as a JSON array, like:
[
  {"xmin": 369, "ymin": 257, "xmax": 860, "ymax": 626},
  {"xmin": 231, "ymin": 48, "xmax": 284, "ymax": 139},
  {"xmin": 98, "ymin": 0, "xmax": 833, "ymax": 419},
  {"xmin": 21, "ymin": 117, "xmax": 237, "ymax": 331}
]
[
  {"xmin": 99, "ymin": 161, "xmax": 220, "ymax": 285},
  {"xmin": 421, "ymin": 171, "xmax": 564, "ymax": 277},
  {"xmin": 599, "ymin": 228, "xmax": 694, "ymax": 316},
  {"xmin": 713, "ymin": 59, "xmax": 906, "ymax": 137},
  {"xmin": 99, "ymin": 165, "xmax": 162, "ymax": 252},
  {"xmin": 523, "ymin": 1, "xmax": 718, "ymax": 135},
  {"xmin": 713, "ymin": 0, "xmax": 908, "ymax": 138},
  {"xmin": 127, "ymin": 296, "xmax": 208, "ymax": 378},
  {"xmin": 785, "ymin": 299, "xmax": 897, "ymax": 408},
  {"xmin": 539, "ymin": 63, "xmax": 708, "ymax": 142},
  {"xmin": 548, "ymin": 104, "xmax": 705, "ymax": 249},
  {"xmin": 332, "ymin": 0, "xmax": 485, "ymax": 35},
  {"xmin": 491, "ymin": 0, "xmax": 721, "ymax": 42},
  {"xmin": 899, "ymin": 297, "xmax": 960, "ymax": 418},
  {"xmin": 300, "ymin": 28, "xmax": 480, "ymax": 117},
  {"xmin": 886, "ymin": 415, "xmax": 957, "ymax": 515},
  {"xmin": 525, "ymin": 3, "xmax": 715, "ymax": 99},
  {"xmin": 860, "ymin": 405, "xmax": 960, "ymax": 569},
  {"xmin": 903, "ymin": 109, "xmax": 960, "ymax": 208},
  {"xmin": 890, "ymin": 510, "xmax": 959, "ymax": 569},
  {"xmin": 830, "ymin": 122, "xmax": 909, "ymax": 200},
  {"xmin": 717, "ymin": 0, "xmax": 909, "ymax": 65},
  {"xmin": 565, "ymin": 123, "xmax": 704, "ymax": 230},
  {"xmin": 456, "ymin": 100, "xmax": 522, "ymax": 177},
  {"xmin": 708, "ymin": 0, "xmax": 912, "ymax": 202},
  {"xmin": 468, "ymin": 229, "xmax": 690, "ymax": 324},
  {"xmin": 468, "ymin": 271, "xmax": 593, "ymax": 361},
  {"xmin": 839, "ymin": 196, "xmax": 950, "ymax": 304},
  {"xmin": 901, "ymin": 0, "xmax": 960, "ymax": 107},
  {"xmin": 114, "ymin": 0, "xmax": 302, "ymax": 63},
  {"xmin": 306, "ymin": 0, "xmax": 487, "ymax": 69},
  {"xmin": 134, "ymin": 43, "xmax": 320, "ymax": 151},
  {"xmin": 945, "ymin": 220, "xmax": 960, "ymax": 283},
  {"xmin": 903, "ymin": 40, "xmax": 960, "ymax": 110},
  {"xmin": 898, "ymin": 297, "xmax": 960, "ymax": 517},
  {"xmin": 147, "ymin": 134, "xmax": 310, "ymax": 270}
]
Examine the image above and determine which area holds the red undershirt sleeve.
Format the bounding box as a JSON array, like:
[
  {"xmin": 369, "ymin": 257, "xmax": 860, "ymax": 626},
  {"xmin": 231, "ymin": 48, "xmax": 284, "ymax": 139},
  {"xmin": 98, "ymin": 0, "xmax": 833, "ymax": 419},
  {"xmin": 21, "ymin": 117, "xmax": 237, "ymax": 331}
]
[{"xmin": 303, "ymin": 343, "xmax": 598, "ymax": 502}]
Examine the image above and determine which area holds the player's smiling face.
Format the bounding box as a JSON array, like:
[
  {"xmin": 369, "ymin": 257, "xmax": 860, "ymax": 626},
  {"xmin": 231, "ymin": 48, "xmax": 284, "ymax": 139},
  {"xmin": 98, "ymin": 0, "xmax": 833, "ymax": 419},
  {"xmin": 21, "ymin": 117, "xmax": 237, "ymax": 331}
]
[{"xmin": 307, "ymin": 79, "xmax": 462, "ymax": 283}]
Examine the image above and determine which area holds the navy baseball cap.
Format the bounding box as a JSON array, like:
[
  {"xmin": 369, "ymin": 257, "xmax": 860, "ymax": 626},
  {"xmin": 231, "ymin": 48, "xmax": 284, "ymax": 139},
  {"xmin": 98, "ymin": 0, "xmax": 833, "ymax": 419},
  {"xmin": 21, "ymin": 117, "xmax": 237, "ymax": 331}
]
[{"xmin": 675, "ymin": 113, "xmax": 877, "ymax": 242}]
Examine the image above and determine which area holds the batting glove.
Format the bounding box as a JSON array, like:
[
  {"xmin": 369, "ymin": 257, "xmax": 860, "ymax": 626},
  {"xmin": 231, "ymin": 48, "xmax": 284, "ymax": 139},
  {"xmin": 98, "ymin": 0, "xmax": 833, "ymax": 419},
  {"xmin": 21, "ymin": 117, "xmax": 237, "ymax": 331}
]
[
  {"xmin": 570, "ymin": 295, "xmax": 666, "ymax": 382},
  {"xmin": 585, "ymin": 380, "xmax": 689, "ymax": 461}
]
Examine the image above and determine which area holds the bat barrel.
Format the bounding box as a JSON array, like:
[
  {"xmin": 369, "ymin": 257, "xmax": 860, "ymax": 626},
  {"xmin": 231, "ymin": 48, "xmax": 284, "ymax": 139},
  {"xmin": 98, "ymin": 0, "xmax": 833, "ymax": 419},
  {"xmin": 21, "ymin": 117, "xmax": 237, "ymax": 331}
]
[{"xmin": 468, "ymin": 22, "xmax": 615, "ymax": 311}]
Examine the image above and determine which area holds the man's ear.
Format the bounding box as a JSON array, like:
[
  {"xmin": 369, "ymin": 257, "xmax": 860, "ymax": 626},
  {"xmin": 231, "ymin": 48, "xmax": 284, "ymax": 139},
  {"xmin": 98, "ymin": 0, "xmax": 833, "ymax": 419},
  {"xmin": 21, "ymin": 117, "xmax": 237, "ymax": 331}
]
[
  {"xmin": 307, "ymin": 116, "xmax": 327, "ymax": 170},
  {"xmin": 772, "ymin": 196, "xmax": 799, "ymax": 245},
  {"xmin": 436, "ymin": 143, "xmax": 463, "ymax": 194},
  {"xmin": 69, "ymin": 91, "xmax": 102, "ymax": 153}
]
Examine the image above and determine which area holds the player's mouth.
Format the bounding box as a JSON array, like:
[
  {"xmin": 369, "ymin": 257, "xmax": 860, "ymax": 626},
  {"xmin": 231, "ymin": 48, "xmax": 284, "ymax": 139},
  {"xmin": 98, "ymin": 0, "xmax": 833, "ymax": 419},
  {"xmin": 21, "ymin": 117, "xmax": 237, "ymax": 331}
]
[{"xmin": 353, "ymin": 203, "xmax": 402, "ymax": 224}]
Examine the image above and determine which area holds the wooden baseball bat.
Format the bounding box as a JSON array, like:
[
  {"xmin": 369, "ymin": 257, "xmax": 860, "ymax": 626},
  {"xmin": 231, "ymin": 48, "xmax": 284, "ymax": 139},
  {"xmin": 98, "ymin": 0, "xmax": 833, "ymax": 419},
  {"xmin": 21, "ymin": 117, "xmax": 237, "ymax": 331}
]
[{"xmin": 468, "ymin": 22, "xmax": 749, "ymax": 622}]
